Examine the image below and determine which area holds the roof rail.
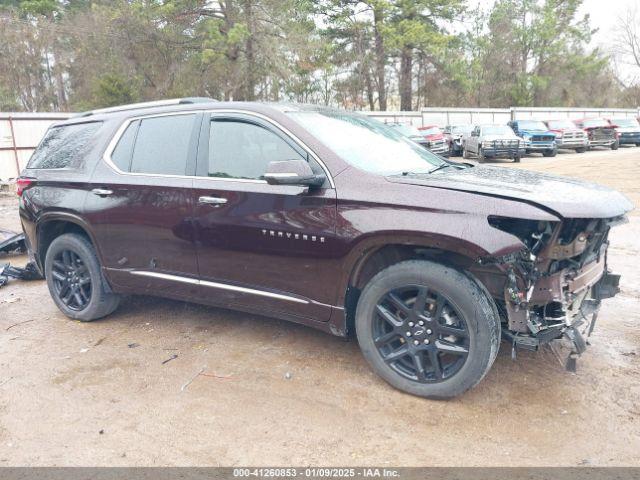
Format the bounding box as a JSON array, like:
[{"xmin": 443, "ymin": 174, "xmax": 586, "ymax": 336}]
[{"xmin": 75, "ymin": 97, "xmax": 217, "ymax": 118}]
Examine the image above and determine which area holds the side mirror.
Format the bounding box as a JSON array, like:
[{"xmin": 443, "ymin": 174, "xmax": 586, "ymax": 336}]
[{"xmin": 264, "ymin": 160, "xmax": 326, "ymax": 187}]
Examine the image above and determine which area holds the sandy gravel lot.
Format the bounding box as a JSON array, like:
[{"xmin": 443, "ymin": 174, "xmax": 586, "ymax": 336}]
[{"xmin": 0, "ymin": 147, "xmax": 638, "ymax": 466}]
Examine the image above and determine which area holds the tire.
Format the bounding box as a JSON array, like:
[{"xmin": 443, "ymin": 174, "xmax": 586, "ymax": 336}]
[
  {"xmin": 542, "ymin": 148, "xmax": 557, "ymax": 157},
  {"xmin": 513, "ymin": 155, "xmax": 521, "ymax": 163},
  {"xmin": 45, "ymin": 233, "xmax": 120, "ymax": 321},
  {"xmin": 462, "ymin": 147, "xmax": 469, "ymax": 159},
  {"xmin": 611, "ymin": 141, "xmax": 619, "ymax": 150},
  {"xmin": 477, "ymin": 147, "xmax": 485, "ymax": 163},
  {"xmin": 575, "ymin": 147, "xmax": 586, "ymax": 153},
  {"xmin": 635, "ymin": 143, "xmax": 640, "ymax": 147},
  {"xmin": 355, "ymin": 260, "xmax": 500, "ymax": 399}
]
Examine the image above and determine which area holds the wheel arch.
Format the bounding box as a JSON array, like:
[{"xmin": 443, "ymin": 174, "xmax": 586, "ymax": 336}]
[
  {"xmin": 35, "ymin": 213, "xmax": 101, "ymax": 270},
  {"xmin": 340, "ymin": 234, "xmax": 490, "ymax": 336}
]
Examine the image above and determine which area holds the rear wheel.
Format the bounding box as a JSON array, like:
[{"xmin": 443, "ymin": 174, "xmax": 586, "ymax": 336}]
[
  {"xmin": 611, "ymin": 141, "xmax": 619, "ymax": 150},
  {"xmin": 513, "ymin": 155, "xmax": 521, "ymax": 163},
  {"xmin": 355, "ymin": 260, "xmax": 500, "ymax": 399},
  {"xmin": 575, "ymin": 147, "xmax": 586, "ymax": 153},
  {"xmin": 45, "ymin": 233, "xmax": 120, "ymax": 321},
  {"xmin": 477, "ymin": 147, "xmax": 485, "ymax": 163}
]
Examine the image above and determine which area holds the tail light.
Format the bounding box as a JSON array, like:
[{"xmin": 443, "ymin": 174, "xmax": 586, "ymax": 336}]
[{"xmin": 16, "ymin": 177, "xmax": 34, "ymax": 197}]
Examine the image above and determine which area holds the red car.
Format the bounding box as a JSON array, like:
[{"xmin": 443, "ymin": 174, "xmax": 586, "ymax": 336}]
[
  {"xmin": 417, "ymin": 125, "xmax": 448, "ymax": 155},
  {"xmin": 573, "ymin": 118, "xmax": 618, "ymax": 149}
]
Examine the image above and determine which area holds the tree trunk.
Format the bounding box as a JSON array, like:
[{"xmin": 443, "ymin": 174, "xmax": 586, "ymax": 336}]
[
  {"xmin": 244, "ymin": 0, "xmax": 256, "ymax": 101},
  {"xmin": 399, "ymin": 46, "xmax": 413, "ymax": 111},
  {"xmin": 364, "ymin": 67, "xmax": 375, "ymax": 110},
  {"xmin": 373, "ymin": 6, "xmax": 387, "ymax": 110}
]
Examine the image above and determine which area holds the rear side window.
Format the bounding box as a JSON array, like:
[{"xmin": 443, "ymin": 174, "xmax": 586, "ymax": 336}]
[
  {"xmin": 111, "ymin": 120, "xmax": 139, "ymax": 171},
  {"xmin": 109, "ymin": 114, "xmax": 196, "ymax": 175},
  {"xmin": 27, "ymin": 122, "xmax": 101, "ymax": 169},
  {"xmin": 207, "ymin": 120, "xmax": 305, "ymax": 180}
]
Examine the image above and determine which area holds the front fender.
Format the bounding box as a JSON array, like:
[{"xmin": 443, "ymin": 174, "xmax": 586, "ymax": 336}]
[{"xmin": 333, "ymin": 206, "xmax": 526, "ymax": 306}]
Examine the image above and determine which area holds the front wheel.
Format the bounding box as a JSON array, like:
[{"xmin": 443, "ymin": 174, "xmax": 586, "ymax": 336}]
[
  {"xmin": 611, "ymin": 141, "xmax": 619, "ymax": 150},
  {"xmin": 542, "ymin": 148, "xmax": 557, "ymax": 157},
  {"xmin": 477, "ymin": 147, "xmax": 485, "ymax": 163},
  {"xmin": 575, "ymin": 147, "xmax": 586, "ymax": 153},
  {"xmin": 355, "ymin": 260, "xmax": 500, "ymax": 399},
  {"xmin": 45, "ymin": 233, "xmax": 121, "ymax": 321}
]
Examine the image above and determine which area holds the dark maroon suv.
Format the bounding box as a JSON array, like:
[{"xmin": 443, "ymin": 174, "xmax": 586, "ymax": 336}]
[{"xmin": 17, "ymin": 99, "xmax": 633, "ymax": 399}]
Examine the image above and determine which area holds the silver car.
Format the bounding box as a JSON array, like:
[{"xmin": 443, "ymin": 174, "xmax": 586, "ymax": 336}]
[{"xmin": 463, "ymin": 125, "xmax": 525, "ymax": 163}]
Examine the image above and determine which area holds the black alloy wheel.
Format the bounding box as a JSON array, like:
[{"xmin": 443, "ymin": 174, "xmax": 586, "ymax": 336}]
[
  {"xmin": 51, "ymin": 249, "xmax": 92, "ymax": 311},
  {"xmin": 372, "ymin": 286, "xmax": 470, "ymax": 383}
]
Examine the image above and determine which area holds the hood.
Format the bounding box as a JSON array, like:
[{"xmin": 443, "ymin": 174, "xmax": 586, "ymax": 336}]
[
  {"xmin": 549, "ymin": 128, "xmax": 583, "ymax": 134},
  {"xmin": 482, "ymin": 134, "xmax": 519, "ymax": 141},
  {"xmin": 424, "ymin": 133, "xmax": 444, "ymax": 141},
  {"xmin": 582, "ymin": 125, "xmax": 614, "ymax": 131},
  {"xmin": 387, "ymin": 165, "xmax": 633, "ymax": 219},
  {"xmin": 518, "ymin": 129, "xmax": 555, "ymax": 137},
  {"xmin": 613, "ymin": 126, "xmax": 640, "ymax": 133}
]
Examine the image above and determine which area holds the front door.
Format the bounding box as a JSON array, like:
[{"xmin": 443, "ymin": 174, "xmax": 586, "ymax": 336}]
[
  {"xmin": 466, "ymin": 126, "xmax": 480, "ymax": 154},
  {"xmin": 192, "ymin": 112, "xmax": 337, "ymax": 322},
  {"xmin": 86, "ymin": 112, "xmax": 202, "ymax": 298}
]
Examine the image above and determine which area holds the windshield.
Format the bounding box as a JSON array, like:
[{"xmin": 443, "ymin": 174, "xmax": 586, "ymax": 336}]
[
  {"xmin": 582, "ymin": 119, "xmax": 609, "ymax": 128},
  {"xmin": 288, "ymin": 111, "xmax": 445, "ymax": 175},
  {"xmin": 547, "ymin": 120, "xmax": 576, "ymax": 130},
  {"xmin": 481, "ymin": 125, "xmax": 514, "ymax": 136},
  {"xmin": 388, "ymin": 123, "xmax": 423, "ymax": 137},
  {"xmin": 610, "ymin": 118, "xmax": 639, "ymax": 128},
  {"xmin": 420, "ymin": 126, "xmax": 441, "ymax": 135},
  {"xmin": 517, "ymin": 120, "xmax": 547, "ymax": 131},
  {"xmin": 450, "ymin": 125, "xmax": 474, "ymax": 134}
]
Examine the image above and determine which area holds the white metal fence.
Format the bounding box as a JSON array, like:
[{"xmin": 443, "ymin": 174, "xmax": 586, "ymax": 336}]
[
  {"xmin": 362, "ymin": 107, "xmax": 640, "ymax": 127},
  {"xmin": 1, "ymin": 106, "xmax": 639, "ymax": 181}
]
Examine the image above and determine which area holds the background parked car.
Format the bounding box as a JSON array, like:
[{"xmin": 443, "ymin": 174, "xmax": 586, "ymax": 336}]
[
  {"xmin": 608, "ymin": 117, "xmax": 640, "ymax": 146},
  {"xmin": 417, "ymin": 125, "xmax": 448, "ymax": 156},
  {"xmin": 443, "ymin": 124, "xmax": 474, "ymax": 156},
  {"xmin": 508, "ymin": 120, "xmax": 557, "ymax": 157},
  {"xmin": 574, "ymin": 118, "xmax": 619, "ymax": 150},
  {"xmin": 386, "ymin": 122, "xmax": 431, "ymax": 149},
  {"xmin": 544, "ymin": 119, "xmax": 589, "ymax": 153},
  {"xmin": 463, "ymin": 124, "xmax": 524, "ymax": 162}
]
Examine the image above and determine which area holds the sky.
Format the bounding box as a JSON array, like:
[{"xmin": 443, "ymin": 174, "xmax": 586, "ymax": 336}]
[
  {"xmin": 580, "ymin": 0, "xmax": 638, "ymax": 81},
  {"xmin": 472, "ymin": 0, "xmax": 640, "ymax": 82}
]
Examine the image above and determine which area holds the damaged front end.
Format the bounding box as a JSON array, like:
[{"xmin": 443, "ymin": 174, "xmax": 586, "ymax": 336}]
[{"xmin": 477, "ymin": 215, "xmax": 625, "ymax": 369}]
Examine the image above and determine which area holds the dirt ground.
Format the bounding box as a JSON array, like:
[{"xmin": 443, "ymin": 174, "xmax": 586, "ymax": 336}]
[{"xmin": 0, "ymin": 147, "xmax": 638, "ymax": 467}]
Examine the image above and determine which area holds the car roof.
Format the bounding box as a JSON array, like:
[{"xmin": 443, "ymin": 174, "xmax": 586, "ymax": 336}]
[{"xmin": 51, "ymin": 100, "xmax": 347, "ymax": 128}]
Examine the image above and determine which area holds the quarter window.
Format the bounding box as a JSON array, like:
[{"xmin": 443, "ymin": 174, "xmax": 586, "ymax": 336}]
[
  {"xmin": 207, "ymin": 120, "xmax": 305, "ymax": 180},
  {"xmin": 111, "ymin": 114, "xmax": 196, "ymax": 175},
  {"xmin": 28, "ymin": 122, "xmax": 102, "ymax": 169},
  {"xmin": 111, "ymin": 120, "xmax": 139, "ymax": 171}
]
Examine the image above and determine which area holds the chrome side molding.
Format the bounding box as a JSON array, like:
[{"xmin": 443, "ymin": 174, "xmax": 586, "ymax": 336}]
[{"xmin": 129, "ymin": 270, "xmax": 309, "ymax": 304}]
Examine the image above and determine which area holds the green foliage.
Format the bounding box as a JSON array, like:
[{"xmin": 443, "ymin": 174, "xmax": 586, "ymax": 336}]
[
  {"xmin": 0, "ymin": 0, "xmax": 630, "ymax": 111},
  {"xmin": 90, "ymin": 73, "xmax": 140, "ymax": 109}
]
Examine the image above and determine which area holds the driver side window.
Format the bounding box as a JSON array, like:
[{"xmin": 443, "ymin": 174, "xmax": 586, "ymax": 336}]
[{"xmin": 207, "ymin": 119, "xmax": 306, "ymax": 180}]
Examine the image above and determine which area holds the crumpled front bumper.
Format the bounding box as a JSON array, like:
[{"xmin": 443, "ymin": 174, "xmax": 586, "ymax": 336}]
[{"xmin": 502, "ymin": 255, "xmax": 621, "ymax": 362}]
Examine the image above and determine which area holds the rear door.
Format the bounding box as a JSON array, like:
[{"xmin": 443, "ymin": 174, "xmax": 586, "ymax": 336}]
[
  {"xmin": 191, "ymin": 112, "xmax": 337, "ymax": 322},
  {"xmin": 86, "ymin": 112, "xmax": 202, "ymax": 298}
]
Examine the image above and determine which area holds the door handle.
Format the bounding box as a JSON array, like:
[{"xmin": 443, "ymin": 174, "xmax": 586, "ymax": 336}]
[
  {"xmin": 91, "ymin": 188, "xmax": 113, "ymax": 196},
  {"xmin": 198, "ymin": 196, "xmax": 227, "ymax": 206}
]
